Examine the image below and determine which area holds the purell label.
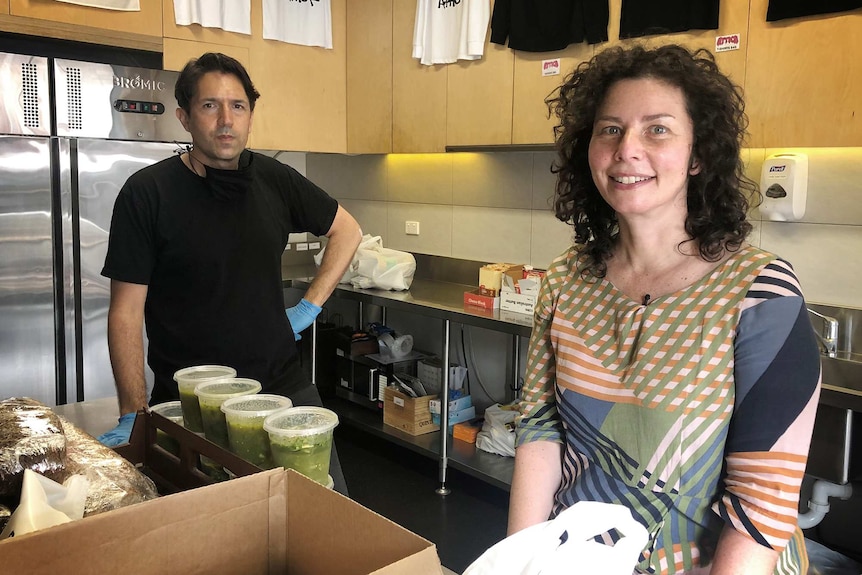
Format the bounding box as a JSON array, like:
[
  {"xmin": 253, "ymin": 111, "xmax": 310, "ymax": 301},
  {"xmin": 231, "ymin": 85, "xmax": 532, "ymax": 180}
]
[
  {"xmin": 715, "ymin": 34, "xmax": 741, "ymax": 52},
  {"xmin": 542, "ymin": 58, "xmax": 561, "ymax": 76}
]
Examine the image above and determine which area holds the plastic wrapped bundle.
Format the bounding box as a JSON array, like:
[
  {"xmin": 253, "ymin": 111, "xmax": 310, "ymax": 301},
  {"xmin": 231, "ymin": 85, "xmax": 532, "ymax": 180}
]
[
  {"xmin": 0, "ymin": 398, "xmax": 67, "ymax": 499},
  {"xmin": 58, "ymin": 418, "xmax": 158, "ymax": 516}
]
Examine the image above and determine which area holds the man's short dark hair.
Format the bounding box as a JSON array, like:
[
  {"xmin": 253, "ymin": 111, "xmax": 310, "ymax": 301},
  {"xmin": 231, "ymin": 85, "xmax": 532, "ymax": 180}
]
[{"xmin": 174, "ymin": 52, "xmax": 261, "ymax": 113}]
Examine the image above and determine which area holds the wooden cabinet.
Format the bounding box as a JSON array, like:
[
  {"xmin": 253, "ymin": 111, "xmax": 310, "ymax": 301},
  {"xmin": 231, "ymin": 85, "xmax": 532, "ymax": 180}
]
[
  {"xmin": 161, "ymin": 0, "xmax": 251, "ymax": 49},
  {"xmin": 745, "ymin": 0, "xmax": 862, "ymax": 147},
  {"xmin": 162, "ymin": 0, "xmax": 348, "ymax": 153},
  {"xmin": 512, "ymin": 45, "xmax": 593, "ymax": 145},
  {"xmin": 2, "ymin": 0, "xmax": 161, "ymax": 51},
  {"xmin": 163, "ymin": 38, "xmax": 250, "ymax": 73},
  {"xmin": 347, "ymin": 0, "xmax": 392, "ymax": 154},
  {"xmin": 392, "ymin": 0, "xmax": 446, "ymax": 153},
  {"xmin": 447, "ymin": 42, "xmax": 514, "ymax": 147}
]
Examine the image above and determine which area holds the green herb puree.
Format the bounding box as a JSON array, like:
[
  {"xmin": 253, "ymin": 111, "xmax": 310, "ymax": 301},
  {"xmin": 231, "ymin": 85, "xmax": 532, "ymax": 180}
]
[
  {"xmin": 270, "ymin": 432, "xmax": 332, "ymax": 484},
  {"xmin": 227, "ymin": 420, "xmax": 273, "ymax": 468},
  {"xmin": 178, "ymin": 388, "xmax": 203, "ymax": 432}
]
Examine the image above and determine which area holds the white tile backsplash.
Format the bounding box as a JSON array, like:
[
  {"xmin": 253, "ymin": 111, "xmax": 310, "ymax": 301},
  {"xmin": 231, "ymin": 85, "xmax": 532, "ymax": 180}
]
[
  {"xmin": 386, "ymin": 202, "xmax": 453, "ymax": 256},
  {"xmin": 336, "ymin": 199, "xmax": 388, "ymax": 241},
  {"xmin": 452, "ymin": 152, "xmax": 533, "ymax": 209},
  {"xmin": 451, "ymin": 206, "xmax": 532, "ymax": 263},
  {"xmin": 305, "ymin": 147, "xmax": 862, "ymax": 308},
  {"xmin": 530, "ymin": 210, "xmax": 575, "ymax": 269},
  {"xmin": 760, "ymin": 221, "xmax": 862, "ymax": 307}
]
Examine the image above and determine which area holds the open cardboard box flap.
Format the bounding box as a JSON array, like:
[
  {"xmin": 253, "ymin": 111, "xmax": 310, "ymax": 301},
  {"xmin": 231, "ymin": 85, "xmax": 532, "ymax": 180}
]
[{"xmin": 0, "ymin": 469, "xmax": 442, "ymax": 575}]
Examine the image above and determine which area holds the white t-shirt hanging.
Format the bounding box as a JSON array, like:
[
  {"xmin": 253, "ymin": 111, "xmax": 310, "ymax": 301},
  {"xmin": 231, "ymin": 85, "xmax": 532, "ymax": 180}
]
[
  {"xmin": 263, "ymin": 0, "xmax": 333, "ymax": 49},
  {"xmin": 54, "ymin": 0, "xmax": 139, "ymax": 9},
  {"xmin": 173, "ymin": 0, "xmax": 251, "ymax": 35},
  {"xmin": 413, "ymin": 0, "xmax": 490, "ymax": 66}
]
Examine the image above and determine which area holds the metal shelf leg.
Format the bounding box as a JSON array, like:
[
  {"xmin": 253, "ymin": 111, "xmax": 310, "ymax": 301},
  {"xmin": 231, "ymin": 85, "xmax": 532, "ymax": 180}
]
[{"xmin": 436, "ymin": 318, "xmax": 451, "ymax": 496}]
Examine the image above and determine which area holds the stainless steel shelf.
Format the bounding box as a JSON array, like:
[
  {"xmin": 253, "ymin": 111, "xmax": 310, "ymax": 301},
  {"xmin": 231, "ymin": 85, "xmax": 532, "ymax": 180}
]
[{"xmin": 326, "ymin": 397, "xmax": 513, "ymax": 492}]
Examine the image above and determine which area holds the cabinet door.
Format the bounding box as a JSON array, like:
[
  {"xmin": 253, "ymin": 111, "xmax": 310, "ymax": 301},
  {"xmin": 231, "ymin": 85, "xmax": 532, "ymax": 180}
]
[
  {"xmin": 248, "ymin": 0, "xmax": 348, "ymax": 152},
  {"xmin": 0, "ymin": 2, "xmax": 9, "ymax": 15},
  {"xmin": 605, "ymin": 0, "xmax": 748, "ymax": 86},
  {"xmin": 447, "ymin": 39, "xmax": 514, "ymax": 146},
  {"xmin": 7, "ymin": 0, "xmax": 161, "ymax": 50},
  {"xmin": 163, "ymin": 37, "xmax": 250, "ymax": 72},
  {"xmin": 392, "ymin": 0, "xmax": 447, "ymax": 153},
  {"xmin": 745, "ymin": 0, "xmax": 862, "ymax": 147},
  {"xmin": 512, "ymin": 45, "xmax": 593, "ymax": 145},
  {"xmin": 347, "ymin": 0, "xmax": 392, "ymax": 154},
  {"xmin": 161, "ymin": 0, "xmax": 251, "ymax": 48}
]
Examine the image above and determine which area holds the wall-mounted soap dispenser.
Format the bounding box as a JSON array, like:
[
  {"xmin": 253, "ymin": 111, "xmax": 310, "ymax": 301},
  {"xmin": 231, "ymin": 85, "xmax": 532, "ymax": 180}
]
[{"xmin": 759, "ymin": 152, "xmax": 808, "ymax": 222}]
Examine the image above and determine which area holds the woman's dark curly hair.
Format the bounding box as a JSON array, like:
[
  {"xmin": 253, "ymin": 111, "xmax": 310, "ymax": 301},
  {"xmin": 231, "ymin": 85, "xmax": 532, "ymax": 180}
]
[{"xmin": 548, "ymin": 44, "xmax": 757, "ymax": 278}]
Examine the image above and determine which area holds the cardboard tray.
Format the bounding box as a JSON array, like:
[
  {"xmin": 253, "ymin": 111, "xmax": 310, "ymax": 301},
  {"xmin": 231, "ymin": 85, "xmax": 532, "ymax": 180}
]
[
  {"xmin": 114, "ymin": 410, "xmax": 262, "ymax": 494},
  {"xmin": 0, "ymin": 469, "xmax": 443, "ymax": 575}
]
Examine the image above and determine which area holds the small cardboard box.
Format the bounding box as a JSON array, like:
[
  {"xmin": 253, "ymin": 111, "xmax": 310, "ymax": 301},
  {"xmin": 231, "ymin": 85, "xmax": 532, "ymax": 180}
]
[
  {"xmin": 463, "ymin": 289, "xmax": 499, "ymax": 310},
  {"xmin": 453, "ymin": 419, "xmax": 482, "ymax": 444},
  {"xmin": 383, "ymin": 386, "xmax": 439, "ymax": 436},
  {"xmin": 478, "ymin": 263, "xmax": 523, "ymax": 296},
  {"xmin": 0, "ymin": 468, "xmax": 443, "ymax": 575},
  {"xmin": 431, "ymin": 406, "xmax": 477, "ymax": 430},
  {"xmin": 428, "ymin": 395, "xmax": 473, "ymax": 415}
]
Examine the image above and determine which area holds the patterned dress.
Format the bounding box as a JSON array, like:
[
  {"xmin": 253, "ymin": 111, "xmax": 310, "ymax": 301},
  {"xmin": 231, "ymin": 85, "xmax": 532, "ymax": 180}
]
[{"xmin": 517, "ymin": 245, "xmax": 821, "ymax": 574}]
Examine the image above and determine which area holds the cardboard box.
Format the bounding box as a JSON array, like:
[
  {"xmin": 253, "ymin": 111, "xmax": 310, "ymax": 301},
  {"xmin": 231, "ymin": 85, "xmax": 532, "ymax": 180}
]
[
  {"xmin": 428, "ymin": 395, "xmax": 473, "ymax": 415},
  {"xmin": 431, "ymin": 406, "xmax": 477, "ymax": 430},
  {"xmin": 499, "ymin": 276, "xmax": 539, "ymax": 316},
  {"xmin": 478, "ymin": 263, "xmax": 523, "ymax": 296},
  {"xmin": 383, "ymin": 386, "xmax": 438, "ymax": 436},
  {"xmin": 0, "ymin": 468, "xmax": 443, "ymax": 575},
  {"xmin": 463, "ymin": 289, "xmax": 499, "ymax": 310},
  {"xmin": 453, "ymin": 419, "xmax": 482, "ymax": 444}
]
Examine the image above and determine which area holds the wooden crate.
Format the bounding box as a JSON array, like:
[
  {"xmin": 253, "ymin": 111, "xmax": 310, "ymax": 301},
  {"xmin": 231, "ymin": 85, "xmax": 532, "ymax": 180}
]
[{"xmin": 383, "ymin": 386, "xmax": 438, "ymax": 436}]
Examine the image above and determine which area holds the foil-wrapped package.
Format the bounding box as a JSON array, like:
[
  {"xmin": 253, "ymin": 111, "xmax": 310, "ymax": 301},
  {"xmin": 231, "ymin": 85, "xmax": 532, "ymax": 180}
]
[
  {"xmin": 58, "ymin": 418, "xmax": 158, "ymax": 516},
  {"xmin": 0, "ymin": 398, "xmax": 67, "ymax": 499}
]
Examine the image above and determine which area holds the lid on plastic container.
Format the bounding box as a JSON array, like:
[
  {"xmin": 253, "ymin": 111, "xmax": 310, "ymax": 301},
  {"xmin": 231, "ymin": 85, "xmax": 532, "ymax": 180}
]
[
  {"xmin": 220, "ymin": 394, "xmax": 293, "ymax": 418},
  {"xmin": 150, "ymin": 400, "xmax": 184, "ymax": 424},
  {"xmin": 173, "ymin": 365, "xmax": 237, "ymax": 383},
  {"xmin": 263, "ymin": 406, "xmax": 339, "ymax": 437},
  {"xmin": 194, "ymin": 378, "xmax": 262, "ymax": 401}
]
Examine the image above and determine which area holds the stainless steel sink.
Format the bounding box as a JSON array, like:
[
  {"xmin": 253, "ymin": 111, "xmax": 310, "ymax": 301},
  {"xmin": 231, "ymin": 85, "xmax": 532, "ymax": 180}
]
[{"xmin": 806, "ymin": 303, "xmax": 862, "ymax": 484}]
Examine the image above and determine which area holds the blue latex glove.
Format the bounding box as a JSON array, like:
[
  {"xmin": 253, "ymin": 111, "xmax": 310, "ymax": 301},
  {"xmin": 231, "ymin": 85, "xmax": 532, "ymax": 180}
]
[
  {"xmin": 285, "ymin": 298, "xmax": 322, "ymax": 341},
  {"xmin": 97, "ymin": 412, "xmax": 136, "ymax": 447}
]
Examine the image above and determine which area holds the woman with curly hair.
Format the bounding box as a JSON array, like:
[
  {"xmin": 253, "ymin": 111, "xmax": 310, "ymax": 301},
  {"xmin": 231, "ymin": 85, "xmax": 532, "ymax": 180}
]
[{"xmin": 508, "ymin": 44, "xmax": 821, "ymax": 574}]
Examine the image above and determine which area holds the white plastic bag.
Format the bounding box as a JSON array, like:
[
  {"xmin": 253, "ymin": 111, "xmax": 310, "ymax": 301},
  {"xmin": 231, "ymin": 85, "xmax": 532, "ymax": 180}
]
[
  {"xmin": 314, "ymin": 234, "xmax": 416, "ymax": 291},
  {"xmin": 0, "ymin": 469, "xmax": 89, "ymax": 539},
  {"xmin": 464, "ymin": 501, "xmax": 648, "ymax": 575},
  {"xmin": 476, "ymin": 403, "xmax": 518, "ymax": 457}
]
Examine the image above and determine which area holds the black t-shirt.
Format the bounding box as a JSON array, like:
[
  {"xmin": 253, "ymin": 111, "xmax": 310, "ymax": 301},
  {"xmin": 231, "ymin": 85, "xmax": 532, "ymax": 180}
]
[
  {"xmin": 490, "ymin": 0, "xmax": 609, "ymax": 51},
  {"xmin": 619, "ymin": 0, "xmax": 719, "ymax": 39},
  {"xmin": 101, "ymin": 152, "xmax": 338, "ymax": 400},
  {"xmin": 766, "ymin": 0, "xmax": 862, "ymax": 21}
]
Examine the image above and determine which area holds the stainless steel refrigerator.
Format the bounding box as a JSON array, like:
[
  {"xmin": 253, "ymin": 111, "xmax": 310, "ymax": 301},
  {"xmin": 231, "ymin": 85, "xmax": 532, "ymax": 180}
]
[{"xmin": 0, "ymin": 52, "xmax": 190, "ymax": 406}]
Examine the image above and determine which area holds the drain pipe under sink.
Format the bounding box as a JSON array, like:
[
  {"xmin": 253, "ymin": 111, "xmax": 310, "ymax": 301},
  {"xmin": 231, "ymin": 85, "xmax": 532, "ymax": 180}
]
[{"xmin": 797, "ymin": 479, "xmax": 854, "ymax": 530}]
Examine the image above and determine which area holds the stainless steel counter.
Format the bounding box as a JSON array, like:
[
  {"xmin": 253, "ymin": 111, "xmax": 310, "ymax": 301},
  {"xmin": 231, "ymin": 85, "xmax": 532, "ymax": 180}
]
[
  {"xmin": 287, "ymin": 277, "xmax": 532, "ymax": 336},
  {"xmin": 52, "ymin": 396, "xmax": 119, "ymax": 438}
]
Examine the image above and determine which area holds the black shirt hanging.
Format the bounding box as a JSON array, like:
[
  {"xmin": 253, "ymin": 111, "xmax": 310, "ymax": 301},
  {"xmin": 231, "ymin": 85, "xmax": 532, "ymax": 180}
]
[
  {"xmin": 490, "ymin": 0, "xmax": 609, "ymax": 51},
  {"xmin": 619, "ymin": 0, "xmax": 720, "ymax": 39},
  {"xmin": 766, "ymin": 0, "xmax": 862, "ymax": 21}
]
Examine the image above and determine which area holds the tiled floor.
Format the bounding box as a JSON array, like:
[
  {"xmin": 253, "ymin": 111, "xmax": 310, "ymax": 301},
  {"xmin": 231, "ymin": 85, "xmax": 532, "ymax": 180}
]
[{"xmin": 335, "ymin": 428, "xmax": 510, "ymax": 574}]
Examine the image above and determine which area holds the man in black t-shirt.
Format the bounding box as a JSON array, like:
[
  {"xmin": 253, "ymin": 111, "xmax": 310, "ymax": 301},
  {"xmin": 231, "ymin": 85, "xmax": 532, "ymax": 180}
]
[{"xmin": 98, "ymin": 53, "xmax": 361, "ymax": 494}]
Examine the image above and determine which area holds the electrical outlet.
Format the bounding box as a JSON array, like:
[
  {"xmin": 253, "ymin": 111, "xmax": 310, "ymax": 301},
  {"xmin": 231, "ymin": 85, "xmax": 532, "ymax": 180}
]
[{"xmin": 405, "ymin": 220, "xmax": 420, "ymax": 235}]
